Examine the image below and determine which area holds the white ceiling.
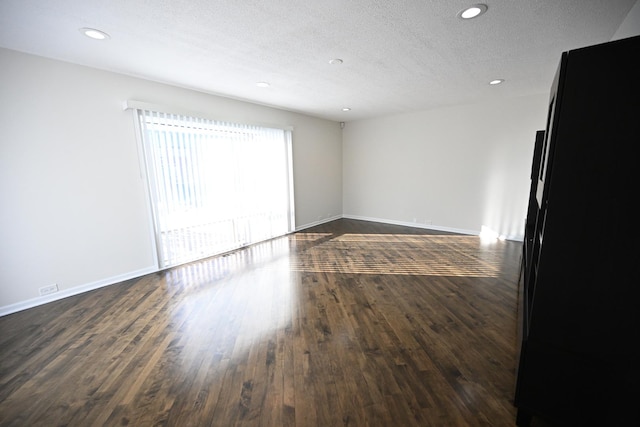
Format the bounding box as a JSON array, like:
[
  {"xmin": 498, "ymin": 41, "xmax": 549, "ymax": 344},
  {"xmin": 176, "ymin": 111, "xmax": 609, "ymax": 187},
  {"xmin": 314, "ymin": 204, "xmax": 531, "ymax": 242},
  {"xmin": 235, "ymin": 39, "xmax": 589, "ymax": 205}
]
[{"xmin": 0, "ymin": 0, "xmax": 637, "ymax": 122}]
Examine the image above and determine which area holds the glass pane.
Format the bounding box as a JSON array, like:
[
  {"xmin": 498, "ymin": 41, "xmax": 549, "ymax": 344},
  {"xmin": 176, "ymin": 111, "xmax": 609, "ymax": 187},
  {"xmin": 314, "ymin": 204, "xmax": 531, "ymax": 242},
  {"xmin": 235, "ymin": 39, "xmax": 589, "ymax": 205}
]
[{"xmin": 140, "ymin": 111, "xmax": 294, "ymax": 268}]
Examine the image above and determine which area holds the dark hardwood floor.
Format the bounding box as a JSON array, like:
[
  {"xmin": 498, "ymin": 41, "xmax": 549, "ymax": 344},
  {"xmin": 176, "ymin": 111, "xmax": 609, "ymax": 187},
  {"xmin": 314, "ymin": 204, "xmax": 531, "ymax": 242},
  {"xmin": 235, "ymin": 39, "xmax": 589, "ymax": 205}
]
[{"xmin": 0, "ymin": 219, "xmax": 524, "ymax": 426}]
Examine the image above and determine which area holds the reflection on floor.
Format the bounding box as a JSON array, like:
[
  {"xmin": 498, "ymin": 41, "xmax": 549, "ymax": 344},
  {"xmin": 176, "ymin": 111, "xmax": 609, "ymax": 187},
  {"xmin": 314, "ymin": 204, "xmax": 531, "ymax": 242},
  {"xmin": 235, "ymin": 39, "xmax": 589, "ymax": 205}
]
[{"xmin": 0, "ymin": 218, "xmax": 523, "ymax": 426}]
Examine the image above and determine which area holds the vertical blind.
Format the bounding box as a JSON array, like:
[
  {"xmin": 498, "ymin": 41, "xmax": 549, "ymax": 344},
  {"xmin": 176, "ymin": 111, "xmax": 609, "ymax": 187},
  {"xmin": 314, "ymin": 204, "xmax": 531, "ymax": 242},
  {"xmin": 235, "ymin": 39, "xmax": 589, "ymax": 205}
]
[{"xmin": 136, "ymin": 109, "xmax": 294, "ymax": 268}]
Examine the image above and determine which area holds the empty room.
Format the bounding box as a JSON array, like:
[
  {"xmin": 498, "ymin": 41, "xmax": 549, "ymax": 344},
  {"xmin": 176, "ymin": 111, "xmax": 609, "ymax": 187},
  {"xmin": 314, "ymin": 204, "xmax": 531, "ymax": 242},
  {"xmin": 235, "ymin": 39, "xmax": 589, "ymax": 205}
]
[{"xmin": 1, "ymin": 1, "xmax": 639, "ymax": 426}]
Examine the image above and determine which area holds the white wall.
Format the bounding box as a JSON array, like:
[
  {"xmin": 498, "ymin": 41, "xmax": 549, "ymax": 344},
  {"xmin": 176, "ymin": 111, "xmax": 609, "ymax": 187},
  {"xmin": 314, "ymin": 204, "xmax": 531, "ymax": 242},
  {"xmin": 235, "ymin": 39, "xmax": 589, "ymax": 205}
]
[
  {"xmin": 343, "ymin": 94, "xmax": 548, "ymax": 240},
  {"xmin": 0, "ymin": 48, "xmax": 342, "ymax": 313},
  {"xmin": 612, "ymin": 0, "xmax": 640, "ymax": 40}
]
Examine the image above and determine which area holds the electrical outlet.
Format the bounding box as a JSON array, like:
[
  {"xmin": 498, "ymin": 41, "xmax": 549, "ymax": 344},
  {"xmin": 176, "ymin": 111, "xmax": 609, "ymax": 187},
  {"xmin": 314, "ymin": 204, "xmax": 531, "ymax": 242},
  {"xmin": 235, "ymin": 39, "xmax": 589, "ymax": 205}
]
[{"xmin": 39, "ymin": 284, "xmax": 59, "ymax": 296}]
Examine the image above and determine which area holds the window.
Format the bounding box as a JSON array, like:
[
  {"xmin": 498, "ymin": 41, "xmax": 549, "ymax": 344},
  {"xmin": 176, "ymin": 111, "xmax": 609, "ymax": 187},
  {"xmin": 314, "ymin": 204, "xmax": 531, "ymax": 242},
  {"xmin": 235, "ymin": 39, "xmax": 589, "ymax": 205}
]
[{"xmin": 134, "ymin": 107, "xmax": 294, "ymax": 268}]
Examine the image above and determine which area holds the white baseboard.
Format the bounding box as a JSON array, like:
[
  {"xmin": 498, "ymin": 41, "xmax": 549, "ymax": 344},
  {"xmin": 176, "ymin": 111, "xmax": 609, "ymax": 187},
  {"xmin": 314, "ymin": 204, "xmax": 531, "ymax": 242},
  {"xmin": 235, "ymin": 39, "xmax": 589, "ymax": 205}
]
[
  {"xmin": 341, "ymin": 214, "xmax": 480, "ymax": 236},
  {"xmin": 294, "ymin": 215, "xmax": 343, "ymax": 232},
  {"xmin": 342, "ymin": 214, "xmax": 523, "ymax": 242},
  {"xmin": 0, "ymin": 266, "xmax": 157, "ymax": 317}
]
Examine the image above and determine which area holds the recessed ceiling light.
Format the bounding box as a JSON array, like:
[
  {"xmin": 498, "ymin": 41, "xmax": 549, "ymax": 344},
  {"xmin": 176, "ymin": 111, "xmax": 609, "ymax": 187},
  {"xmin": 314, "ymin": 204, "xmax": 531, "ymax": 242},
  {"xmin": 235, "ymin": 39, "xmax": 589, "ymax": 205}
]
[
  {"xmin": 489, "ymin": 79, "xmax": 505, "ymax": 85},
  {"xmin": 342, "ymin": 107, "xmax": 351, "ymax": 112},
  {"xmin": 80, "ymin": 27, "xmax": 110, "ymax": 40},
  {"xmin": 458, "ymin": 4, "xmax": 488, "ymax": 19},
  {"xmin": 329, "ymin": 59, "xmax": 343, "ymax": 65},
  {"xmin": 256, "ymin": 81, "xmax": 270, "ymax": 88}
]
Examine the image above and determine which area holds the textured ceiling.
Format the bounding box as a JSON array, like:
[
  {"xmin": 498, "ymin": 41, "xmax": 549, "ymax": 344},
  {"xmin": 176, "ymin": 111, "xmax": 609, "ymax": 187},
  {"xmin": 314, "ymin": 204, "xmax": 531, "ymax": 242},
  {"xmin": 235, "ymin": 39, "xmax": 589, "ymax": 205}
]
[{"xmin": 0, "ymin": 0, "xmax": 637, "ymax": 122}]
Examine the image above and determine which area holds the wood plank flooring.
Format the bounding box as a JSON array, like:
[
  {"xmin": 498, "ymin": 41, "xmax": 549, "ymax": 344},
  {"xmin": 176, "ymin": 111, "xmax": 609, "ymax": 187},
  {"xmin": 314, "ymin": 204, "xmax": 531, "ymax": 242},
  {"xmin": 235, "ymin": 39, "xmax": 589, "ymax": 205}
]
[{"xmin": 0, "ymin": 219, "xmax": 524, "ymax": 426}]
